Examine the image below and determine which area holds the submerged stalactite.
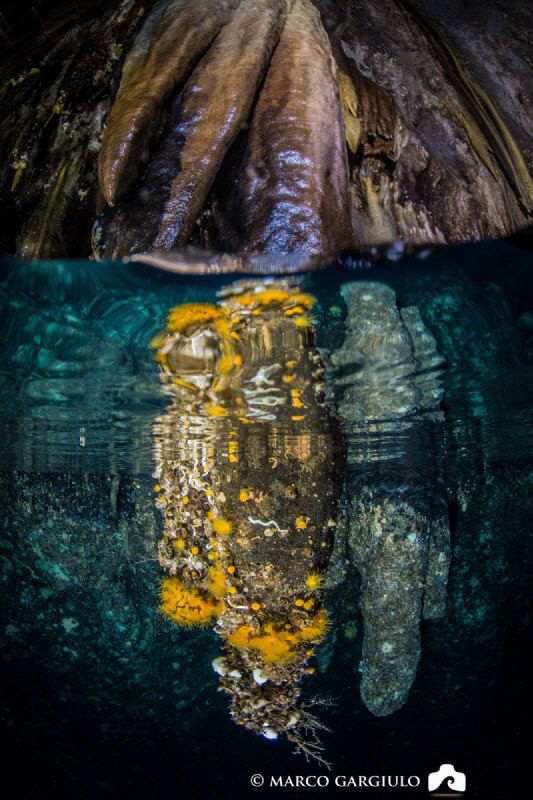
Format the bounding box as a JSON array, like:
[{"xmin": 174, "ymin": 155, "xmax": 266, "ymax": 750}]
[
  {"xmin": 0, "ymin": 0, "xmax": 531, "ymax": 258},
  {"xmin": 152, "ymin": 283, "xmax": 344, "ymax": 762},
  {"xmin": 327, "ymin": 281, "xmax": 451, "ymax": 716}
]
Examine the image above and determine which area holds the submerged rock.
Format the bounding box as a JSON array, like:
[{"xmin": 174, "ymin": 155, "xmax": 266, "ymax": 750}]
[
  {"xmin": 329, "ymin": 280, "xmax": 451, "ymax": 716},
  {"xmin": 151, "ymin": 282, "xmax": 344, "ymax": 762}
]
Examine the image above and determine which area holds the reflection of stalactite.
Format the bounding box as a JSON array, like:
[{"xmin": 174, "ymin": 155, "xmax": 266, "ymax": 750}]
[
  {"xmin": 152, "ymin": 282, "xmax": 344, "ymax": 762},
  {"xmin": 329, "ymin": 281, "xmax": 451, "ymax": 716}
]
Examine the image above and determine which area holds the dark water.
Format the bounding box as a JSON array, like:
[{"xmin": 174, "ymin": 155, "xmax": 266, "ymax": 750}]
[{"xmin": 0, "ymin": 240, "xmax": 531, "ymax": 799}]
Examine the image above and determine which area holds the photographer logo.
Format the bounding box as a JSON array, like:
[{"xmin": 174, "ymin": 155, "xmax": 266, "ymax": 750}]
[{"xmin": 428, "ymin": 764, "xmax": 466, "ymax": 795}]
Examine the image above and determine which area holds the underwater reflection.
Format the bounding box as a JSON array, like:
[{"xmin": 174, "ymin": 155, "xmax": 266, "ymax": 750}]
[
  {"xmin": 151, "ymin": 277, "xmax": 452, "ymax": 759},
  {"xmin": 152, "ymin": 281, "xmax": 343, "ymax": 763}
]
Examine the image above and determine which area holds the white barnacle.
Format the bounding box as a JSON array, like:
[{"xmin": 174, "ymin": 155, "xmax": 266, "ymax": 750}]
[
  {"xmin": 253, "ymin": 668, "xmax": 268, "ymax": 685},
  {"xmin": 212, "ymin": 657, "xmax": 228, "ymax": 676}
]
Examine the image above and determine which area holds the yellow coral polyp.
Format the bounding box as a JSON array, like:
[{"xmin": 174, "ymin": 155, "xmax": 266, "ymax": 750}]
[
  {"xmin": 251, "ymin": 628, "xmax": 296, "ymax": 663},
  {"xmin": 205, "ymin": 404, "xmax": 229, "ymax": 417},
  {"xmin": 227, "ymin": 624, "xmax": 254, "ymax": 649},
  {"xmin": 226, "ymin": 624, "xmax": 295, "ymax": 662},
  {"xmin": 292, "ymin": 293, "xmax": 315, "ymax": 310},
  {"xmin": 159, "ymin": 577, "xmax": 221, "ymax": 627},
  {"xmin": 234, "ymin": 289, "xmax": 315, "ymax": 310},
  {"xmin": 212, "ymin": 517, "xmax": 232, "ymax": 535},
  {"xmin": 166, "ymin": 303, "xmax": 223, "ymax": 334},
  {"xmin": 208, "ymin": 565, "xmax": 227, "ymax": 599},
  {"xmin": 296, "ymin": 609, "xmax": 329, "ymax": 641},
  {"xmin": 305, "ymin": 572, "xmax": 324, "ymax": 591},
  {"xmin": 217, "ymin": 352, "xmax": 235, "ymax": 375},
  {"xmin": 235, "ymin": 289, "xmax": 291, "ymax": 307}
]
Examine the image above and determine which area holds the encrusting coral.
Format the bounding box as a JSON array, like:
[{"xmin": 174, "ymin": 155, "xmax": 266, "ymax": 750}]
[{"xmin": 160, "ymin": 576, "xmax": 222, "ymax": 626}]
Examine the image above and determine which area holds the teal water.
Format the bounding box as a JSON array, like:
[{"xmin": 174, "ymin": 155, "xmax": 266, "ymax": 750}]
[
  {"xmin": 1, "ymin": 241, "xmax": 531, "ymax": 474},
  {"xmin": 0, "ymin": 240, "xmax": 531, "ymax": 799}
]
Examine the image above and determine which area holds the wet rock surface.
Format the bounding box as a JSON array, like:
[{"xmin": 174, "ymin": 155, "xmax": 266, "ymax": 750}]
[
  {"xmin": 232, "ymin": 0, "xmax": 352, "ymax": 256},
  {"xmin": 1, "ymin": 0, "xmax": 531, "ymax": 258},
  {"xmin": 95, "ymin": 0, "xmax": 288, "ymax": 258},
  {"xmin": 0, "ymin": 0, "xmax": 149, "ymax": 258}
]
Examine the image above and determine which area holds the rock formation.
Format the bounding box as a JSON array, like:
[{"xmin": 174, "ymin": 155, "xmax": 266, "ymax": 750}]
[{"xmin": 0, "ymin": 0, "xmax": 531, "ymax": 258}]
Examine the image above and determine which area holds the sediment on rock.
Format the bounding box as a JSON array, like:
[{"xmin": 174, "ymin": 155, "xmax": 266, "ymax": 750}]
[{"xmin": 329, "ymin": 280, "xmax": 451, "ymax": 716}]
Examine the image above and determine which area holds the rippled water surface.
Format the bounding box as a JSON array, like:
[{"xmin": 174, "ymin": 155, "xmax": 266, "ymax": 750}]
[{"xmin": 0, "ymin": 240, "xmax": 531, "ymax": 475}]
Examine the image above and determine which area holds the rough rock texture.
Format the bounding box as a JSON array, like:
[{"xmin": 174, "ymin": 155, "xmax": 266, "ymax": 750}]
[
  {"xmin": 1, "ymin": 0, "xmax": 532, "ymax": 258},
  {"xmin": 328, "ymin": 281, "xmax": 450, "ymax": 715},
  {"xmin": 316, "ymin": 0, "xmax": 532, "ymax": 243},
  {"xmin": 0, "ymin": 0, "xmax": 150, "ymax": 258}
]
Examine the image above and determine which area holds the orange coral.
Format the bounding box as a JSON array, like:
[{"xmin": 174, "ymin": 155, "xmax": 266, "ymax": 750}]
[
  {"xmin": 305, "ymin": 572, "xmax": 324, "ymax": 591},
  {"xmin": 226, "ymin": 624, "xmax": 296, "ymax": 663},
  {"xmin": 207, "ymin": 564, "xmax": 227, "ymax": 599},
  {"xmin": 160, "ymin": 577, "xmax": 222, "ymax": 627},
  {"xmin": 212, "ymin": 516, "xmax": 232, "ymax": 535},
  {"xmin": 226, "ymin": 610, "xmax": 329, "ymax": 664},
  {"xmin": 166, "ymin": 303, "xmax": 224, "ymax": 334},
  {"xmin": 232, "ymin": 289, "xmax": 315, "ymax": 310},
  {"xmin": 296, "ymin": 609, "xmax": 329, "ymax": 641}
]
